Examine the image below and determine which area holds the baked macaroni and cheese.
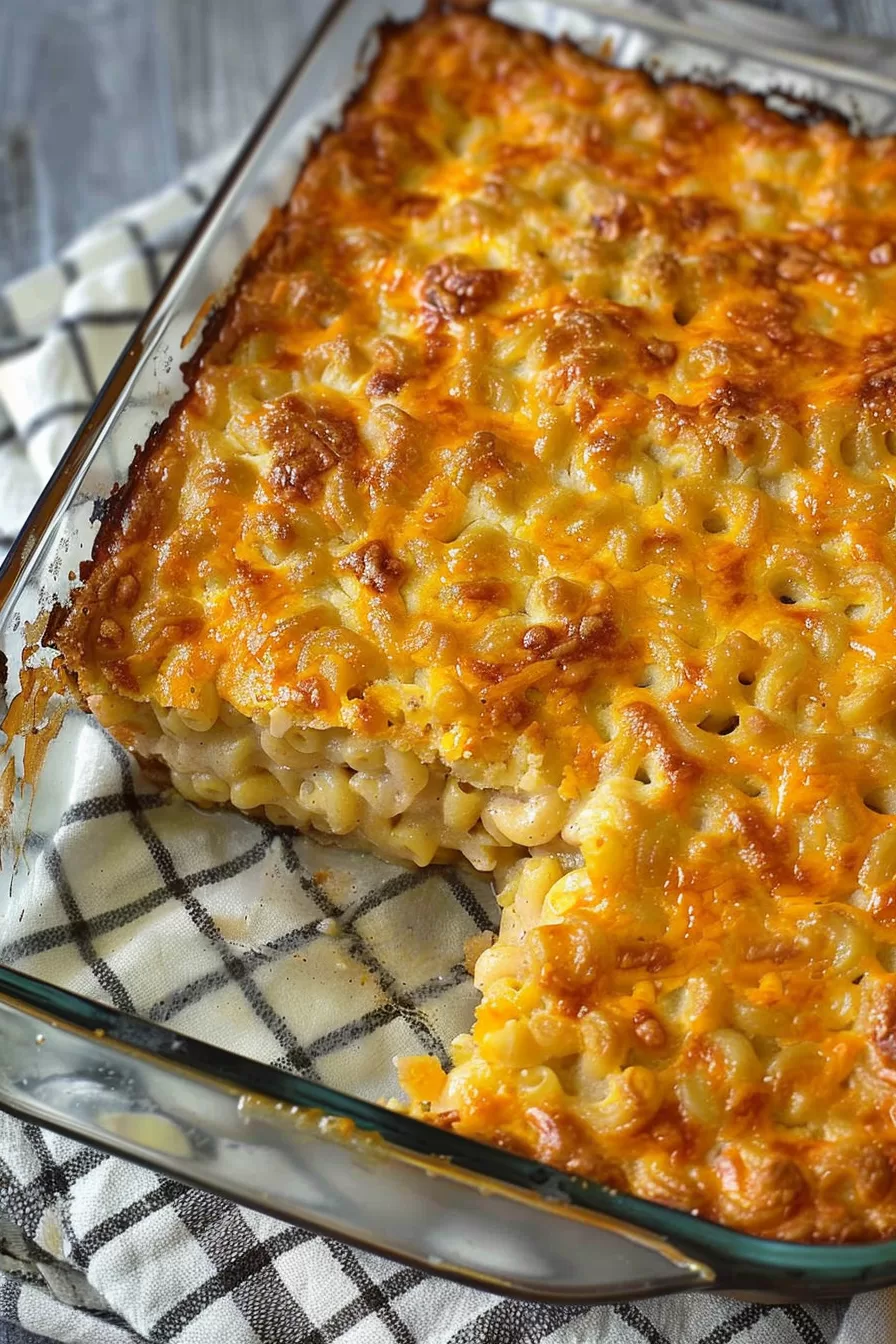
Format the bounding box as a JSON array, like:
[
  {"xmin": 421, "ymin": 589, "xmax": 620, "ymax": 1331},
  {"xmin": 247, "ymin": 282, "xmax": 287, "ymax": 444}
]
[{"xmin": 53, "ymin": 9, "xmax": 896, "ymax": 1241}]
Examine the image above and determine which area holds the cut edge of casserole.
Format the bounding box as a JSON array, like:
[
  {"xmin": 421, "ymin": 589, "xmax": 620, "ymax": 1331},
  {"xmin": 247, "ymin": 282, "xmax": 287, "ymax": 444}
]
[{"xmin": 51, "ymin": 8, "xmax": 896, "ymax": 1242}]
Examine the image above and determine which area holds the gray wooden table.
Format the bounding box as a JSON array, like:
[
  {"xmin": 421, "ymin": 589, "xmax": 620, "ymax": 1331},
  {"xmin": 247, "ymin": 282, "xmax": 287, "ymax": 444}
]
[
  {"xmin": 1, "ymin": 0, "xmax": 895, "ymax": 289},
  {"xmin": 0, "ymin": 1, "xmax": 895, "ymax": 1342}
]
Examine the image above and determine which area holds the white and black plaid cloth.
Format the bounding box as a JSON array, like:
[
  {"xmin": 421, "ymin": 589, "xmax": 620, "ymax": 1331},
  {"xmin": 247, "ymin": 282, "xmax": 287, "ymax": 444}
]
[{"xmin": 0, "ymin": 143, "xmax": 893, "ymax": 1344}]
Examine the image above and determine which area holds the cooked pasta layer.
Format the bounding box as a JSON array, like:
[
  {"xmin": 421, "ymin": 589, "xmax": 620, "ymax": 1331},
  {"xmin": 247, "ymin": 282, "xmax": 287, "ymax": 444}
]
[
  {"xmin": 54, "ymin": 10, "xmax": 896, "ymax": 1241},
  {"xmin": 86, "ymin": 690, "xmax": 556, "ymax": 871}
]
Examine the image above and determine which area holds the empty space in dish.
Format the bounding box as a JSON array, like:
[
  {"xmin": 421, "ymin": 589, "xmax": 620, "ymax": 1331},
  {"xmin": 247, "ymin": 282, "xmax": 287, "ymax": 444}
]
[{"xmin": 2, "ymin": 705, "xmax": 496, "ymax": 1101}]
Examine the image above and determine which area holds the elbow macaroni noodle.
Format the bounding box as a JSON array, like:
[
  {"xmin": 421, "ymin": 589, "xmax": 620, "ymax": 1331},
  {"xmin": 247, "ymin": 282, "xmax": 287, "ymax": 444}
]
[
  {"xmin": 88, "ymin": 692, "xmax": 561, "ymax": 872},
  {"xmin": 54, "ymin": 12, "xmax": 896, "ymax": 1240}
]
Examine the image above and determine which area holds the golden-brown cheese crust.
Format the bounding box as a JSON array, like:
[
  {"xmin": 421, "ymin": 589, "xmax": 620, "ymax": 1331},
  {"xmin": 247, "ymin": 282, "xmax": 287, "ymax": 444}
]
[{"xmin": 54, "ymin": 11, "xmax": 896, "ymax": 1241}]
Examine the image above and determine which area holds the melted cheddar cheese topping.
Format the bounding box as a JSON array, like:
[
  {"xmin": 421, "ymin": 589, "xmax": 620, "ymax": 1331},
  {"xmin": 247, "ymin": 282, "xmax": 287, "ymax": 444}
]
[{"xmin": 56, "ymin": 11, "xmax": 896, "ymax": 1241}]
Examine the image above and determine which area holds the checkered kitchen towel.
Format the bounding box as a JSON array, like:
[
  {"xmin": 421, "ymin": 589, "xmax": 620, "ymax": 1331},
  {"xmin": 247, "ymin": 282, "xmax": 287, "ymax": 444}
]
[{"xmin": 0, "ymin": 151, "xmax": 893, "ymax": 1344}]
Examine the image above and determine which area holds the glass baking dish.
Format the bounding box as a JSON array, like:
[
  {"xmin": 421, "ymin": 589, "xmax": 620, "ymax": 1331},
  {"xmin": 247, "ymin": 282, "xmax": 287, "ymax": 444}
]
[{"xmin": 4, "ymin": 0, "xmax": 896, "ymax": 1303}]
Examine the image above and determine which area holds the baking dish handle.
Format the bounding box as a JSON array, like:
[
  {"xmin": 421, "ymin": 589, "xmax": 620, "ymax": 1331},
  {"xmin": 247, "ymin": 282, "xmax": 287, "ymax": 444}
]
[{"xmin": 0, "ymin": 968, "xmax": 712, "ymax": 1303}]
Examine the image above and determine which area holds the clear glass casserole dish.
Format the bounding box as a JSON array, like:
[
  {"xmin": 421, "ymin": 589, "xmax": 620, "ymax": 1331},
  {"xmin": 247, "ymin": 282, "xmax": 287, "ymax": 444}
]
[{"xmin": 4, "ymin": 0, "xmax": 896, "ymax": 1303}]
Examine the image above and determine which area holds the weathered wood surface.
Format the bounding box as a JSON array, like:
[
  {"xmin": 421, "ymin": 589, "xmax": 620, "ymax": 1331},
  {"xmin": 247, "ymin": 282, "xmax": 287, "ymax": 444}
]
[
  {"xmin": 0, "ymin": 0, "xmax": 326, "ymax": 285},
  {"xmin": 1, "ymin": 0, "xmax": 896, "ymax": 287}
]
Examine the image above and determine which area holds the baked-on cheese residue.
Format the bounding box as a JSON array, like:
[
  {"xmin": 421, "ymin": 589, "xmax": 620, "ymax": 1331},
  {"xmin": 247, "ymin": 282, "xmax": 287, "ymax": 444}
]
[{"xmin": 54, "ymin": 10, "xmax": 896, "ymax": 1241}]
